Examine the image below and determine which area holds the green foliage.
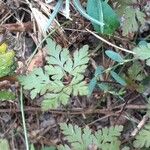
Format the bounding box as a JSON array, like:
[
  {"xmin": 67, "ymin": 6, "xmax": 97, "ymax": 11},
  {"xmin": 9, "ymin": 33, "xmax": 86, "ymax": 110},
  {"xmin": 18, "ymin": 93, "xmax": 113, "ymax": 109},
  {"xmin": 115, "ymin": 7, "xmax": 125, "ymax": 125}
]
[
  {"xmin": 88, "ymin": 51, "xmax": 128, "ymax": 96},
  {"xmin": 105, "ymin": 50, "xmax": 124, "ymax": 63},
  {"xmin": 59, "ymin": 123, "xmax": 95, "ymax": 150},
  {"xmin": 0, "ymin": 43, "xmax": 16, "ymax": 78},
  {"xmin": 30, "ymin": 144, "xmax": 56, "ymax": 150},
  {"xmin": 115, "ymin": 0, "xmax": 133, "ymax": 16},
  {"xmin": 133, "ymin": 123, "xmax": 150, "ymax": 148},
  {"xmin": 88, "ymin": 66, "xmax": 104, "ymax": 96},
  {"xmin": 0, "ymin": 91, "xmax": 15, "ymax": 101},
  {"xmin": 19, "ymin": 68, "xmax": 50, "ymax": 99},
  {"xmin": 19, "ymin": 38, "xmax": 89, "ymax": 110},
  {"xmin": 58, "ymin": 123, "xmax": 123, "ymax": 150},
  {"xmin": 94, "ymin": 125, "xmax": 123, "ymax": 150},
  {"xmin": 73, "ymin": 0, "xmax": 104, "ymax": 27},
  {"xmin": 110, "ymin": 71, "xmax": 127, "ymax": 86},
  {"xmin": 122, "ymin": 7, "xmax": 145, "ymax": 36},
  {"xmin": 0, "ymin": 139, "xmax": 10, "ymax": 150},
  {"xmin": 42, "ymin": 146, "xmax": 56, "ymax": 150},
  {"xmin": 133, "ymin": 42, "xmax": 150, "ymax": 66},
  {"xmin": 127, "ymin": 61, "xmax": 144, "ymax": 81},
  {"xmin": 123, "ymin": 61, "xmax": 145, "ymax": 93},
  {"xmin": 87, "ymin": 0, "xmax": 120, "ymax": 35},
  {"xmin": 30, "ymin": 144, "xmax": 35, "ymax": 150}
]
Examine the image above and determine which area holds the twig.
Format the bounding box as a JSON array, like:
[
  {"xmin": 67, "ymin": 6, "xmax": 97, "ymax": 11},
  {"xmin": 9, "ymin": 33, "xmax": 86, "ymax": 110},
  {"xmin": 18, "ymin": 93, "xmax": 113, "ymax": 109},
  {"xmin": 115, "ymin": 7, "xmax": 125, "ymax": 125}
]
[
  {"xmin": 0, "ymin": 104, "xmax": 147, "ymax": 114},
  {"xmin": 0, "ymin": 22, "xmax": 33, "ymax": 32},
  {"xmin": 131, "ymin": 115, "xmax": 149, "ymax": 137},
  {"xmin": 86, "ymin": 28, "xmax": 135, "ymax": 54}
]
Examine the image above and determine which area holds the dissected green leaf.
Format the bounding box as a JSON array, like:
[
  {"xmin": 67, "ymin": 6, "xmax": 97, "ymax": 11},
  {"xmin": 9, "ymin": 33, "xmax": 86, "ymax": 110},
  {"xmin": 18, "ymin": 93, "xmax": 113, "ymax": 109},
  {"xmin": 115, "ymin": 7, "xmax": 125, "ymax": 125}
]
[
  {"xmin": 42, "ymin": 91, "xmax": 70, "ymax": 110},
  {"xmin": 133, "ymin": 42, "xmax": 150, "ymax": 66},
  {"xmin": 20, "ymin": 38, "xmax": 89, "ymax": 109},
  {"xmin": 110, "ymin": 71, "xmax": 127, "ymax": 86},
  {"xmin": 122, "ymin": 7, "xmax": 146, "ymax": 36},
  {"xmin": 105, "ymin": 50, "xmax": 124, "ymax": 63},
  {"xmin": 72, "ymin": 80, "xmax": 88, "ymax": 96},
  {"xmin": 73, "ymin": 0, "xmax": 105, "ymax": 28},
  {"xmin": 0, "ymin": 91, "xmax": 15, "ymax": 101},
  {"xmin": 127, "ymin": 61, "xmax": 145, "ymax": 81},
  {"xmin": 133, "ymin": 43, "xmax": 150, "ymax": 60},
  {"xmin": 59, "ymin": 123, "xmax": 123, "ymax": 150},
  {"xmin": 60, "ymin": 123, "xmax": 94, "ymax": 150},
  {"xmin": 134, "ymin": 123, "xmax": 150, "ymax": 148},
  {"xmin": 87, "ymin": 0, "xmax": 120, "ymax": 35},
  {"xmin": 115, "ymin": 0, "xmax": 133, "ymax": 16},
  {"xmin": 19, "ymin": 68, "xmax": 50, "ymax": 99},
  {"xmin": 94, "ymin": 126, "xmax": 123, "ymax": 150}
]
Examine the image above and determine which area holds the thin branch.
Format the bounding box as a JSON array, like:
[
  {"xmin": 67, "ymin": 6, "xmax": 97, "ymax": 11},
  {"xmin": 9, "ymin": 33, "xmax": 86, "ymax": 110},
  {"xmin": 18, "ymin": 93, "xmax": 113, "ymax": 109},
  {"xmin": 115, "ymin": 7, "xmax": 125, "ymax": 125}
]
[
  {"xmin": 86, "ymin": 28, "xmax": 135, "ymax": 54},
  {"xmin": 0, "ymin": 21, "xmax": 33, "ymax": 32}
]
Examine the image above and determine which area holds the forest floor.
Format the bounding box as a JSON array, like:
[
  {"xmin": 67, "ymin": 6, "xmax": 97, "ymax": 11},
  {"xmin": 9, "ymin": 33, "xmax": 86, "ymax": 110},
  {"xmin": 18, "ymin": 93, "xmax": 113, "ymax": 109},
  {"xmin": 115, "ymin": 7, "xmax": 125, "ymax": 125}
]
[{"xmin": 0, "ymin": 0, "xmax": 150, "ymax": 150}]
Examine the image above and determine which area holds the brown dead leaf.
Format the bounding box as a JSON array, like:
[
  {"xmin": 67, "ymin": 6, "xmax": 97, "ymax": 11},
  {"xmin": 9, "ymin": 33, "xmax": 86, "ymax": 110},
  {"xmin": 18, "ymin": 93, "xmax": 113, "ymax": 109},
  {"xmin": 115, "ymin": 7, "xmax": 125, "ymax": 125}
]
[{"xmin": 27, "ymin": 50, "xmax": 45, "ymax": 72}]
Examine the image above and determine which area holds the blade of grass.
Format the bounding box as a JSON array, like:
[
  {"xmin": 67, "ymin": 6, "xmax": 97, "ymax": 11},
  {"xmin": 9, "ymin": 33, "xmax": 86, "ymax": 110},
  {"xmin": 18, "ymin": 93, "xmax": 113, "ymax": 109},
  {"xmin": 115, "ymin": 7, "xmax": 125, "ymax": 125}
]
[
  {"xmin": 20, "ymin": 86, "xmax": 29, "ymax": 150},
  {"xmin": 65, "ymin": 0, "xmax": 70, "ymax": 19},
  {"xmin": 44, "ymin": 0, "xmax": 63, "ymax": 31}
]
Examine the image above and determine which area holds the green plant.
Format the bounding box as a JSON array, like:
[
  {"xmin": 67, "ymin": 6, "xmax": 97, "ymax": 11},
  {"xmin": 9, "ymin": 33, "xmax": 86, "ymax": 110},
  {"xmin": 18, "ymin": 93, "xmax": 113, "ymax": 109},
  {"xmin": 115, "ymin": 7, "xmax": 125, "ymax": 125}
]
[
  {"xmin": 133, "ymin": 123, "xmax": 150, "ymax": 148},
  {"xmin": 88, "ymin": 47, "xmax": 150, "ymax": 97},
  {"xmin": 45, "ymin": 0, "xmax": 104, "ymax": 31},
  {"xmin": 0, "ymin": 91, "xmax": 15, "ymax": 101},
  {"xmin": 115, "ymin": 0, "xmax": 146, "ymax": 36},
  {"xmin": 122, "ymin": 6, "xmax": 145, "ymax": 36},
  {"xmin": 86, "ymin": 0, "xmax": 120, "ymax": 34},
  {"xmin": 44, "ymin": 0, "xmax": 120, "ymax": 35},
  {"xmin": 133, "ymin": 42, "xmax": 150, "ymax": 67},
  {"xmin": 0, "ymin": 138, "xmax": 10, "ymax": 150},
  {"xmin": 88, "ymin": 50, "xmax": 129, "ymax": 96},
  {"xmin": 0, "ymin": 43, "xmax": 16, "ymax": 78},
  {"xmin": 123, "ymin": 61, "xmax": 145, "ymax": 93},
  {"xmin": 58, "ymin": 123, "xmax": 123, "ymax": 150},
  {"xmin": 19, "ymin": 38, "xmax": 89, "ymax": 110}
]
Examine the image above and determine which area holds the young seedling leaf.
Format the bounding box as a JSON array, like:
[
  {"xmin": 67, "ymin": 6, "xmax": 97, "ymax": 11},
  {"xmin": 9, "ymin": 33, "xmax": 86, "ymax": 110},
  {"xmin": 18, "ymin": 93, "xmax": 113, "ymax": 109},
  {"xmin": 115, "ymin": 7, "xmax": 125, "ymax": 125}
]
[
  {"xmin": 87, "ymin": 0, "xmax": 120, "ymax": 35},
  {"xmin": 88, "ymin": 66, "xmax": 104, "ymax": 96},
  {"xmin": 59, "ymin": 123, "xmax": 123, "ymax": 150},
  {"xmin": 88, "ymin": 77, "xmax": 97, "ymax": 96},
  {"xmin": 105, "ymin": 50, "xmax": 124, "ymax": 63},
  {"xmin": 110, "ymin": 71, "xmax": 126, "ymax": 86}
]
